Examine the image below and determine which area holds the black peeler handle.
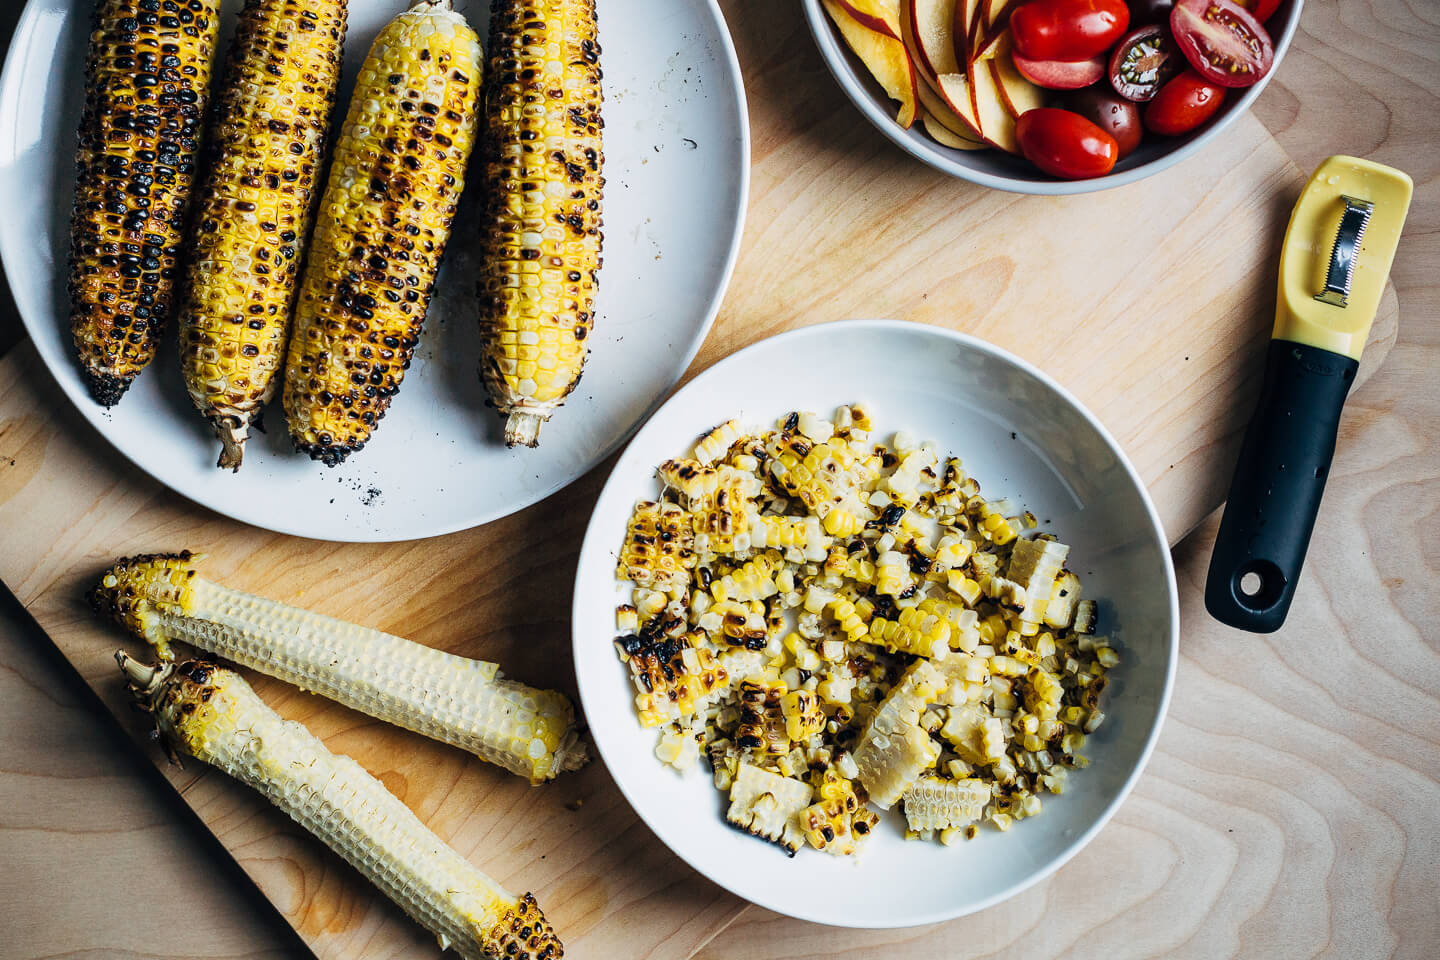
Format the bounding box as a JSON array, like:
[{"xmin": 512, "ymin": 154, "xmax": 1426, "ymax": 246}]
[{"xmin": 1205, "ymin": 339, "xmax": 1358, "ymax": 633}]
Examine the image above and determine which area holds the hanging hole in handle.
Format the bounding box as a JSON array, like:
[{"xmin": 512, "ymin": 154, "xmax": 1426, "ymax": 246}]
[{"xmin": 1233, "ymin": 559, "xmax": 1286, "ymax": 612}]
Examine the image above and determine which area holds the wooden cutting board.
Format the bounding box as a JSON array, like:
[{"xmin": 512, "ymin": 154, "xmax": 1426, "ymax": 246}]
[{"xmin": 0, "ymin": 2, "xmax": 1401, "ymax": 957}]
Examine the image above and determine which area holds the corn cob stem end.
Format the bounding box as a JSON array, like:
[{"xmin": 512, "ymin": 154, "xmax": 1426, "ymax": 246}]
[
  {"xmin": 82, "ymin": 370, "xmax": 132, "ymax": 407},
  {"xmin": 504, "ymin": 411, "xmax": 547, "ymax": 448},
  {"xmin": 214, "ymin": 416, "xmax": 251, "ymax": 471}
]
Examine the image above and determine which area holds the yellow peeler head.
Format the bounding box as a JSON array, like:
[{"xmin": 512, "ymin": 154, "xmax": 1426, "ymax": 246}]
[{"xmin": 1275, "ymin": 156, "xmax": 1412, "ymax": 361}]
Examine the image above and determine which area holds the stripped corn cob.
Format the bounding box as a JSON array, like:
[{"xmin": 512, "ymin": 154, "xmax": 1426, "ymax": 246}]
[
  {"xmin": 68, "ymin": 0, "xmax": 221, "ymax": 405},
  {"xmin": 283, "ymin": 0, "xmax": 482, "ymax": 464},
  {"xmin": 1007, "ymin": 537, "xmax": 1070, "ymax": 622},
  {"xmin": 118, "ymin": 654, "xmax": 561, "ymax": 959},
  {"xmin": 476, "ymin": 0, "xmax": 604, "ymax": 448},
  {"xmin": 616, "ymin": 500, "xmax": 694, "ymax": 594},
  {"xmin": 902, "ymin": 776, "xmax": 992, "ymax": 834},
  {"xmin": 179, "ymin": 0, "xmax": 347, "ymax": 469},
  {"xmin": 90, "ymin": 553, "xmax": 584, "ymax": 782},
  {"xmin": 853, "ymin": 660, "xmax": 944, "ymax": 807},
  {"xmin": 726, "ymin": 762, "xmax": 813, "ymax": 855}
]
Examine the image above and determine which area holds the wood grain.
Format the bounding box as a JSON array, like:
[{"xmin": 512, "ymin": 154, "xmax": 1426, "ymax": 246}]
[{"xmin": 1, "ymin": 0, "xmax": 1437, "ymax": 957}]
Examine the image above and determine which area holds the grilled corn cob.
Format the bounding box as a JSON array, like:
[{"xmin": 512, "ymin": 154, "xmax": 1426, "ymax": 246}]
[
  {"xmin": 616, "ymin": 500, "xmax": 694, "ymax": 594},
  {"xmin": 67, "ymin": 0, "xmax": 221, "ymax": 405},
  {"xmin": 283, "ymin": 0, "xmax": 482, "ymax": 464},
  {"xmin": 475, "ymin": 0, "xmax": 604, "ymax": 448},
  {"xmin": 118, "ymin": 654, "xmax": 562, "ymax": 959},
  {"xmin": 902, "ymin": 776, "xmax": 992, "ymax": 834},
  {"xmin": 178, "ymin": 0, "xmax": 347, "ymax": 469},
  {"xmin": 90, "ymin": 552, "xmax": 585, "ymax": 782}
]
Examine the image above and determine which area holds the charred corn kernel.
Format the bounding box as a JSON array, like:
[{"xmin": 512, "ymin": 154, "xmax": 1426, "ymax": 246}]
[
  {"xmin": 1043, "ymin": 571, "xmax": 1082, "ymax": 629},
  {"xmin": 946, "ymin": 571, "xmax": 982, "ymax": 606},
  {"xmin": 766, "ymin": 432, "xmax": 877, "ymax": 516},
  {"xmin": 660, "ymin": 461, "xmax": 761, "ymax": 554},
  {"xmin": 283, "ymin": 1, "xmax": 481, "ymax": 465},
  {"xmin": 801, "ymin": 769, "xmax": 873, "ymax": 855},
  {"xmin": 932, "ymin": 534, "xmax": 973, "ymax": 571},
  {"xmin": 616, "ymin": 500, "xmax": 695, "ymax": 594},
  {"xmin": 826, "ymin": 597, "xmax": 869, "ymax": 643},
  {"xmin": 694, "ymin": 419, "xmax": 742, "ymax": 464},
  {"xmin": 867, "ymin": 611, "xmax": 949, "ymax": 660},
  {"xmin": 654, "ymin": 728, "xmax": 699, "ymax": 770},
  {"xmin": 1073, "ymin": 599, "xmax": 1098, "ymax": 634},
  {"xmin": 1007, "ymin": 537, "xmax": 1070, "ymax": 622},
  {"xmin": 847, "ymin": 556, "xmax": 878, "ymax": 585},
  {"xmin": 875, "ymin": 551, "xmax": 913, "ymax": 598},
  {"xmin": 736, "ymin": 680, "xmax": 790, "ymax": 755},
  {"xmin": 119, "ymin": 655, "xmax": 562, "ymax": 958},
  {"xmin": 984, "ymin": 575, "xmax": 1028, "ymax": 612},
  {"xmin": 179, "ymin": 0, "xmax": 346, "ymax": 469},
  {"xmin": 711, "ymin": 552, "xmax": 781, "ymax": 603},
  {"xmin": 68, "ymin": 0, "xmax": 221, "ymax": 405},
  {"xmin": 91, "ymin": 553, "xmax": 584, "ymax": 782},
  {"xmin": 622, "ymin": 629, "xmax": 730, "ymax": 728},
  {"xmin": 615, "ymin": 604, "xmax": 638, "ymax": 634},
  {"xmin": 726, "ymin": 763, "xmax": 813, "ymax": 855},
  {"xmin": 1096, "ymin": 646, "xmax": 1120, "ymax": 668},
  {"xmin": 475, "ymin": 0, "xmax": 603, "ymax": 447},
  {"xmin": 749, "ymin": 515, "xmax": 830, "ymax": 561},
  {"xmin": 781, "ymin": 690, "xmax": 824, "ymax": 741}
]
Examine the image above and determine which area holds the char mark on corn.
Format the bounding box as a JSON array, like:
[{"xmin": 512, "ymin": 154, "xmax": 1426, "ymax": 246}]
[
  {"xmin": 67, "ymin": 0, "xmax": 222, "ymax": 405},
  {"xmin": 282, "ymin": 0, "xmax": 482, "ymax": 465},
  {"xmin": 178, "ymin": 0, "xmax": 347, "ymax": 470},
  {"xmin": 476, "ymin": 0, "xmax": 605, "ymax": 448}
]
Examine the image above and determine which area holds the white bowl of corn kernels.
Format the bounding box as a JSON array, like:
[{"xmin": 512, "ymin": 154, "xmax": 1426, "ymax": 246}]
[{"xmin": 573, "ymin": 319, "xmax": 1178, "ymax": 927}]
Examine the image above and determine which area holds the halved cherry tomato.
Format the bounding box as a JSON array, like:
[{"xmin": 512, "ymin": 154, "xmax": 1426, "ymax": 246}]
[
  {"xmin": 1011, "ymin": 0, "xmax": 1131, "ymax": 62},
  {"xmin": 1068, "ymin": 87, "xmax": 1143, "ymax": 156},
  {"xmin": 1016, "ymin": 107, "xmax": 1120, "ymax": 178},
  {"xmin": 1012, "ymin": 51, "xmax": 1108, "ymax": 89},
  {"xmin": 1170, "ymin": 0, "xmax": 1274, "ymax": 87},
  {"xmin": 1109, "ymin": 25, "xmax": 1181, "ymax": 101},
  {"xmin": 1144, "ymin": 68, "xmax": 1227, "ymax": 134},
  {"xmin": 1236, "ymin": 0, "xmax": 1282, "ymax": 21}
]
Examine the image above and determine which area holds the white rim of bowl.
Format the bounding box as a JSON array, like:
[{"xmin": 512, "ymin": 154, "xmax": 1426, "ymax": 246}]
[
  {"xmin": 0, "ymin": 0, "xmax": 752, "ymax": 543},
  {"xmin": 800, "ymin": 0, "xmax": 1306, "ymax": 195},
  {"xmin": 573, "ymin": 317, "xmax": 1181, "ymax": 927}
]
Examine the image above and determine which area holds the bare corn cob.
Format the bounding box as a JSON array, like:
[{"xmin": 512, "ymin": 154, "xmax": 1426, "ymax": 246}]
[
  {"xmin": 179, "ymin": 0, "xmax": 347, "ymax": 469},
  {"xmin": 67, "ymin": 0, "xmax": 221, "ymax": 405},
  {"xmin": 725, "ymin": 762, "xmax": 812, "ymax": 855},
  {"xmin": 476, "ymin": 0, "xmax": 604, "ymax": 448},
  {"xmin": 118, "ymin": 654, "xmax": 562, "ymax": 959},
  {"xmin": 902, "ymin": 776, "xmax": 992, "ymax": 835},
  {"xmin": 90, "ymin": 552, "xmax": 585, "ymax": 783},
  {"xmin": 283, "ymin": 0, "xmax": 482, "ymax": 465}
]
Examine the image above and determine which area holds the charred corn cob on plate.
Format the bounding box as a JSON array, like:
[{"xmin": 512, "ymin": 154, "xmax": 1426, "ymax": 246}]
[
  {"xmin": 573, "ymin": 320, "xmax": 1179, "ymax": 927},
  {"xmin": 0, "ymin": 0, "xmax": 747, "ymax": 541}
]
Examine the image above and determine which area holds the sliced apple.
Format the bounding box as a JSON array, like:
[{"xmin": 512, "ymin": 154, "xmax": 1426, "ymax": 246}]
[
  {"xmin": 984, "ymin": 0, "xmax": 1019, "ymax": 33},
  {"xmin": 923, "ymin": 111, "xmax": 989, "ymax": 149},
  {"xmin": 933, "ymin": 71, "xmax": 986, "ymax": 139},
  {"xmin": 972, "ymin": 21, "xmax": 1010, "ymax": 63},
  {"xmin": 951, "ymin": 0, "xmax": 985, "ymax": 67},
  {"xmin": 966, "ymin": 51, "xmax": 1019, "ymax": 152},
  {"xmin": 990, "ymin": 47, "xmax": 1046, "ymax": 120},
  {"xmin": 916, "ymin": 79, "xmax": 985, "ymax": 141},
  {"xmin": 835, "ymin": 0, "xmax": 904, "ymax": 39},
  {"xmin": 823, "ymin": 0, "xmax": 921, "ymax": 129},
  {"xmin": 908, "ymin": 0, "xmax": 960, "ymax": 76}
]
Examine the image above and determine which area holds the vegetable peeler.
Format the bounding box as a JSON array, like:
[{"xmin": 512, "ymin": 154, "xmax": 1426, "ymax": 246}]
[{"xmin": 1205, "ymin": 156, "xmax": 1412, "ymax": 633}]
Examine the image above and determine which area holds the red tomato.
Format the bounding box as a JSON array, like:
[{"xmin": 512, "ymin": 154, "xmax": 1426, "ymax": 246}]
[
  {"xmin": 1016, "ymin": 108, "xmax": 1120, "ymax": 179},
  {"xmin": 1144, "ymin": 69, "xmax": 1228, "ymax": 134},
  {"xmin": 1236, "ymin": 0, "xmax": 1282, "ymax": 20},
  {"xmin": 1108, "ymin": 25, "xmax": 1181, "ymax": 101},
  {"xmin": 1011, "ymin": 0, "xmax": 1131, "ymax": 62},
  {"xmin": 1170, "ymin": 0, "xmax": 1274, "ymax": 87},
  {"xmin": 1012, "ymin": 51, "xmax": 1108, "ymax": 89}
]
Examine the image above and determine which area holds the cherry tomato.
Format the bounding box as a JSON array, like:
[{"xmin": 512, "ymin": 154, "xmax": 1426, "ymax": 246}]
[
  {"xmin": 1144, "ymin": 69, "xmax": 1227, "ymax": 134},
  {"xmin": 1016, "ymin": 108, "xmax": 1120, "ymax": 178},
  {"xmin": 1108, "ymin": 25, "xmax": 1181, "ymax": 101},
  {"xmin": 1011, "ymin": 0, "xmax": 1131, "ymax": 62},
  {"xmin": 1170, "ymin": 0, "xmax": 1274, "ymax": 87},
  {"xmin": 1068, "ymin": 87, "xmax": 1143, "ymax": 156},
  {"xmin": 1127, "ymin": 0, "xmax": 1175, "ymax": 24},
  {"xmin": 1236, "ymin": 0, "xmax": 1282, "ymax": 21},
  {"xmin": 1012, "ymin": 51, "xmax": 1107, "ymax": 89}
]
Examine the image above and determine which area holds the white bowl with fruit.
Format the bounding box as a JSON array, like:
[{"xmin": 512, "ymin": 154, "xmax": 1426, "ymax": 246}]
[{"xmin": 805, "ymin": 0, "xmax": 1302, "ymax": 192}]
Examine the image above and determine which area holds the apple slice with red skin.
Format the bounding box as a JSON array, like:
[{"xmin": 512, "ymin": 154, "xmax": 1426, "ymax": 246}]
[
  {"xmin": 966, "ymin": 45, "xmax": 1020, "ymax": 151},
  {"xmin": 933, "ymin": 70, "xmax": 988, "ymax": 139},
  {"xmin": 834, "ymin": 0, "xmax": 904, "ymax": 39},
  {"xmin": 984, "ymin": 0, "xmax": 1019, "ymax": 33},
  {"xmin": 823, "ymin": 0, "xmax": 921, "ymax": 127},
  {"xmin": 907, "ymin": 0, "xmax": 961, "ymax": 76},
  {"xmin": 923, "ymin": 110, "xmax": 990, "ymax": 148},
  {"xmin": 972, "ymin": 21, "xmax": 1010, "ymax": 62},
  {"xmin": 917, "ymin": 76, "xmax": 986, "ymax": 140},
  {"xmin": 952, "ymin": 0, "xmax": 985, "ymax": 65},
  {"xmin": 991, "ymin": 44, "xmax": 1047, "ymax": 118}
]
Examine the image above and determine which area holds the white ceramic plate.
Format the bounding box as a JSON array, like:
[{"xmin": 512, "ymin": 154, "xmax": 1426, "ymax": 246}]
[
  {"xmin": 574, "ymin": 319, "xmax": 1178, "ymax": 927},
  {"xmin": 0, "ymin": 0, "xmax": 748, "ymax": 541},
  {"xmin": 802, "ymin": 0, "xmax": 1304, "ymax": 195}
]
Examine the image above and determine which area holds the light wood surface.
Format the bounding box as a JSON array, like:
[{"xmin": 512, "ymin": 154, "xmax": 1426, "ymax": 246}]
[{"xmin": 1, "ymin": 1, "xmax": 1437, "ymax": 959}]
